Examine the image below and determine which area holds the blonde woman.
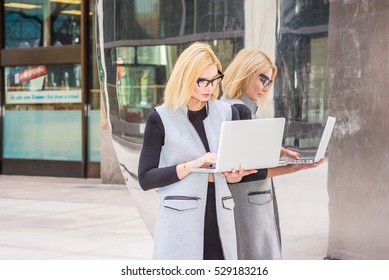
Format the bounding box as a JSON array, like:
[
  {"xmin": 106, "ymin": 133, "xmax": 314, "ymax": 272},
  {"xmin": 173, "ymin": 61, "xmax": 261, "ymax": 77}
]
[
  {"xmin": 221, "ymin": 48, "xmax": 324, "ymax": 259},
  {"xmin": 138, "ymin": 42, "xmax": 256, "ymax": 260}
]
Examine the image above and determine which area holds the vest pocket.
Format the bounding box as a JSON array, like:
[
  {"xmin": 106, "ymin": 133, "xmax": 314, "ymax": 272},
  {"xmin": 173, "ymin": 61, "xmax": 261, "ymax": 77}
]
[
  {"xmin": 163, "ymin": 196, "xmax": 200, "ymax": 211},
  {"xmin": 247, "ymin": 190, "xmax": 273, "ymax": 205},
  {"xmin": 222, "ymin": 196, "xmax": 235, "ymax": 210}
]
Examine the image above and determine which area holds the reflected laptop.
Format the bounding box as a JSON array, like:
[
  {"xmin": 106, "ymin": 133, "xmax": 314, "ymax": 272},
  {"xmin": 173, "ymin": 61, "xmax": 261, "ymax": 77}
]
[
  {"xmin": 279, "ymin": 116, "xmax": 336, "ymax": 165},
  {"xmin": 190, "ymin": 118, "xmax": 285, "ymax": 173}
]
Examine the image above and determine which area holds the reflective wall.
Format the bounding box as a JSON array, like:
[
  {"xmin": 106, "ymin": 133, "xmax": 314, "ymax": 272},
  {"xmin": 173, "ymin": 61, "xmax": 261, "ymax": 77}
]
[
  {"xmin": 96, "ymin": 0, "xmax": 245, "ymax": 233},
  {"xmin": 96, "ymin": 0, "xmax": 331, "ymax": 239},
  {"xmin": 98, "ymin": 0, "xmax": 389, "ymax": 259},
  {"xmin": 97, "ymin": 0, "xmax": 330, "ymax": 151},
  {"xmin": 98, "ymin": 0, "xmax": 245, "ymax": 146}
]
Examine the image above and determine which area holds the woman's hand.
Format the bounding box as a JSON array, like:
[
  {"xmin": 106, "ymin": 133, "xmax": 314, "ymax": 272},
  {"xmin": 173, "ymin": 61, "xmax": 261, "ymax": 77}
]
[
  {"xmin": 267, "ymin": 158, "xmax": 325, "ymax": 178},
  {"xmin": 220, "ymin": 165, "xmax": 258, "ymax": 183},
  {"xmin": 280, "ymin": 147, "xmax": 300, "ymax": 159},
  {"xmin": 288, "ymin": 157, "xmax": 325, "ymax": 172},
  {"xmin": 193, "ymin": 152, "xmax": 217, "ymax": 168},
  {"xmin": 176, "ymin": 152, "xmax": 217, "ymax": 179}
]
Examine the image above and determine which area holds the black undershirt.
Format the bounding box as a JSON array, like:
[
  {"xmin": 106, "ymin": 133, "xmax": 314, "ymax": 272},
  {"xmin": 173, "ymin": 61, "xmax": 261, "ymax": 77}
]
[
  {"xmin": 138, "ymin": 105, "xmax": 267, "ymax": 191},
  {"xmin": 188, "ymin": 106, "xmax": 211, "ymax": 152}
]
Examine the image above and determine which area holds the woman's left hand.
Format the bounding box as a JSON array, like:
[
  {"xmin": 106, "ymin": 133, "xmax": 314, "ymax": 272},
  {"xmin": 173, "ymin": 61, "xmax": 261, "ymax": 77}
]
[
  {"xmin": 287, "ymin": 157, "xmax": 325, "ymax": 172},
  {"xmin": 280, "ymin": 147, "xmax": 300, "ymax": 160},
  {"xmin": 220, "ymin": 165, "xmax": 258, "ymax": 183}
]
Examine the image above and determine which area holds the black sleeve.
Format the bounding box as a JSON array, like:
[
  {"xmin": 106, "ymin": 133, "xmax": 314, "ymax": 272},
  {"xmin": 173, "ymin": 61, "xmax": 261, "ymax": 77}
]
[
  {"xmin": 232, "ymin": 104, "xmax": 268, "ymax": 182},
  {"xmin": 138, "ymin": 111, "xmax": 180, "ymax": 191},
  {"xmin": 239, "ymin": 168, "xmax": 268, "ymax": 182},
  {"xmin": 233, "ymin": 104, "xmax": 252, "ymax": 120},
  {"xmin": 231, "ymin": 105, "xmax": 240, "ymax": 120}
]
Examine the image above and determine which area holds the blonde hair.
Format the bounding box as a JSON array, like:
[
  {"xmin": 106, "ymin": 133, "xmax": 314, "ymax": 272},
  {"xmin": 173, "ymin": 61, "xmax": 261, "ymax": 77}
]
[
  {"xmin": 222, "ymin": 48, "xmax": 277, "ymax": 104},
  {"xmin": 164, "ymin": 42, "xmax": 222, "ymax": 110}
]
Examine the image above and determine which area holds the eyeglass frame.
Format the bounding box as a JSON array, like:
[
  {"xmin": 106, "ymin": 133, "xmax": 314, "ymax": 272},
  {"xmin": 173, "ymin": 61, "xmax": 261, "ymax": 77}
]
[
  {"xmin": 259, "ymin": 73, "xmax": 273, "ymax": 88},
  {"xmin": 196, "ymin": 70, "xmax": 224, "ymax": 88}
]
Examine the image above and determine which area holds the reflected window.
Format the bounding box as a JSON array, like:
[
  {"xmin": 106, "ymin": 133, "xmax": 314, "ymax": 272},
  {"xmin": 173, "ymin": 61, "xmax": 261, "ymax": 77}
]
[
  {"xmin": 4, "ymin": 0, "xmax": 81, "ymax": 48},
  {"xmin": 114, "ymin": 45, "xmax": 167, "ymax": 114},
  {"xmin": 275, "ymin": 0, "xmax": 329, "ymax": 148},
  {"xmin": 104, "ymin": 0, "xmax": 244, "ymax": 42},
  {"xmin": 105, "ymin": 40, "xmax": 238, "ymax": 144}
]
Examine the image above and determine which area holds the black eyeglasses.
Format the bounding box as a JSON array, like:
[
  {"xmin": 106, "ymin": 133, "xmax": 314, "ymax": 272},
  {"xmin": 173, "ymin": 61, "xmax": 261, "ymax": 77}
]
[
  {"xmin": 259, "ymin": 74, "xmax": 273, "ymax": 87},
  {"xmin": 196, "ymin": 70, "xmax": 224, "ymax": 88}
]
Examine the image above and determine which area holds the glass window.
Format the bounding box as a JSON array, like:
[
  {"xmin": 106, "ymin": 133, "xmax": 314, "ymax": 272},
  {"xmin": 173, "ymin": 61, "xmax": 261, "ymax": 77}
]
[
  {"xmin": 88, "ymin": 109, "xmax": 100, "ymax": 161},
  {"xmin": 88, "ymin": 0, "xmax": 101, "ymax": 162},
  {"xmin": 5, "ymin": 64, "xmax": 82, "ymax": 106},
  {"xmin": 3, "ymin": 64, "xmax": 82, "ymax": 160},
  {"xmin": 4, "ymin": 0, "xmax": 81, "ymax": 48},
  {"xmin": 3, "ymin": 110, "xmax": 82, "ymax": 160}
]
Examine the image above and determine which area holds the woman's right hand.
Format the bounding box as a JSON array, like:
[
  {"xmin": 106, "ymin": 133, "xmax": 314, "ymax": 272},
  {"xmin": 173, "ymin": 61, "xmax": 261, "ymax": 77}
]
[
  {"xmin": 176, "ymin": 152, "xmax": 217, "ymax": 180},
  {"xmin": 193, "ymin": 152, "xmax": 217, "ymax": 168}
]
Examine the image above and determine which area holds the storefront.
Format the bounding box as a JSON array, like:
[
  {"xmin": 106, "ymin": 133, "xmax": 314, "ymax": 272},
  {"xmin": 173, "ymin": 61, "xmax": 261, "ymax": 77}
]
[{"xmin": 0, "ymin": 0, "xmax": 100, "ymax": 177}]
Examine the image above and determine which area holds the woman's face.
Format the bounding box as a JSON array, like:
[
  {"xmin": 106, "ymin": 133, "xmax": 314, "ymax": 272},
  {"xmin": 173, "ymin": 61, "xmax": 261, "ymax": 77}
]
[
  {"xmin": 246, "ymin": 68, "xmax": 273, "ymax": 102},
  {"xmin": 188, "ymin": 64, "xmax": 221, "ymax": 110}
]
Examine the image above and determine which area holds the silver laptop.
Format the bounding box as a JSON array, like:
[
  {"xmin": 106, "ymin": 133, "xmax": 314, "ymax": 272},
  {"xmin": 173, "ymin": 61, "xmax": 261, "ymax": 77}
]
[
  {"xmin": 190, "ymin": 118, "xmax": 285, "ymax": 173},
  {"xmin": 279, "ymin": 116, "xmax": 336, "ymax": 165}
]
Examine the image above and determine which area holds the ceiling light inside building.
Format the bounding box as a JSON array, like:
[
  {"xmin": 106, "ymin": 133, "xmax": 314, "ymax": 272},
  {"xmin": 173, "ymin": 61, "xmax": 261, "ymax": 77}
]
[
  {"xmin": 61, "ymin": 10, "xmax": 82, "ymax": 16},
  {"xmin": 50, "ymin": 0, "xmax": 82, "ymax": 4},
  {"xmin": 5, "ymin": 2, "xmax": 41, "ymax": 9}
]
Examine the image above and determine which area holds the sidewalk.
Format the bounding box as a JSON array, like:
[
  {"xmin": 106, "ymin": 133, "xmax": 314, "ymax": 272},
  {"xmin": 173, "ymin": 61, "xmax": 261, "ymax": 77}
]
[
  {"xmin": 0, "ymin": 175, "xmax": 153, "ymax": 260},
  {"xmin": 0, "ymin": 162, "xmax": 329, "ymax": 260}
]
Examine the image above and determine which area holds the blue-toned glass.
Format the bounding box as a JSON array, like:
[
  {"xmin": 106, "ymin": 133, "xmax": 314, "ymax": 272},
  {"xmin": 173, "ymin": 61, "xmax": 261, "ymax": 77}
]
[{"xmin": 4, "ymin": 0, "xmax": 81, "ymax": 48}]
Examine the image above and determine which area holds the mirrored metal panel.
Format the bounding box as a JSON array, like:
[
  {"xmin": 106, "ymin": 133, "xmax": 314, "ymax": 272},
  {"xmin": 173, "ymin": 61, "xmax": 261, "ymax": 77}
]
[{"xmin": 96, "ymin": 0, "xmax": 330, "ymax": 236}]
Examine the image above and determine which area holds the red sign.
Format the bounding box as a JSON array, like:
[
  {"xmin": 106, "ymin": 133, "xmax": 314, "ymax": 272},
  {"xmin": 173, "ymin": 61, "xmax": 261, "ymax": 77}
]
[{"xmin": 18, "ymin": 65, "xmax": 47, "ymax": 83}]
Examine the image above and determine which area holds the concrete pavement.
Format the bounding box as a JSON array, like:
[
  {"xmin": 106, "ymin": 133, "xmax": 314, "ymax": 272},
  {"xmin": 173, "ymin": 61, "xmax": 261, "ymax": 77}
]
[
  {"xmin": 0, "ymin": 161, "xmax": 329, "ymax": 260},
  {"xmin": 0, "ymin": 175, "xmax": 153, "ymax": 260}
]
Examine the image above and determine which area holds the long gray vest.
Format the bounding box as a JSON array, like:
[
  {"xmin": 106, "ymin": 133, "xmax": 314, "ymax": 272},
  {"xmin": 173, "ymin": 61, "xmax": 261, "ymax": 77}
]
[
  {"xmin": 220, "ymin": 95, "xmax": 282, "ymax": 260},
  {"xmin": 153, "ymin": 100, "xmax": 237, "ymax": 260}
]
